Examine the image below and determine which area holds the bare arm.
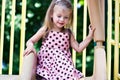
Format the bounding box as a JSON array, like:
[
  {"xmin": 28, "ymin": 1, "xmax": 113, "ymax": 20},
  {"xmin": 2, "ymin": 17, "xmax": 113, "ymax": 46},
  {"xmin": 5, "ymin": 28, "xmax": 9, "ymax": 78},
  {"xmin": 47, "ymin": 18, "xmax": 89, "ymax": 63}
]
[
  {"xmin": 26, "ymin": 26, "xmax": 46, "ymax": 45},
  {"xmin": 70, "ymin": 25, "xmax": 95, "ymax": 53},
  {"xmin": 24, "ymin": 26, "xmax": 47, "ymax": 56}
]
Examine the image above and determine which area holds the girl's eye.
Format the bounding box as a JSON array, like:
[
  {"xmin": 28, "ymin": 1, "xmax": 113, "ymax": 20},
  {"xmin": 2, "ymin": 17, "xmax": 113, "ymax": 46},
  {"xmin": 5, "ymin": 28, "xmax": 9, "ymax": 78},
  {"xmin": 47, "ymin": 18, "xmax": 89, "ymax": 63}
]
[
  {"xmin": 57, "ymin": 16, "xmax": 61, "ymax": 18},
  {"xmin": 64, "ymin": 17, "xmax": 69, "ymax": 19}
]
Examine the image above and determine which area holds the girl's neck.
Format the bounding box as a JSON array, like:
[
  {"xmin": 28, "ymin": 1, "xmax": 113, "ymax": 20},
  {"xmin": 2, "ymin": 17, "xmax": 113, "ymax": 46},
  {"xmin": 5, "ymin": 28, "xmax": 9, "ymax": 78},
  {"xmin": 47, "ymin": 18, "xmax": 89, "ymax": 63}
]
[{"xmin": 51, "ymin": 27, "xmax": 64, "ymax": 32}]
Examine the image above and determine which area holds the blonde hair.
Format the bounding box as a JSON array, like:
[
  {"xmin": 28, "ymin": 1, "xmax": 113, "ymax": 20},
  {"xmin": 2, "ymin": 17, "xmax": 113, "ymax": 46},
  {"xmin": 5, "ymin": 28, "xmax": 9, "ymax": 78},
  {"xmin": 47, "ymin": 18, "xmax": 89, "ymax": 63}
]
[{"xmin": 42, "ymin": 0, "xmax": 73, "ymax": 37}]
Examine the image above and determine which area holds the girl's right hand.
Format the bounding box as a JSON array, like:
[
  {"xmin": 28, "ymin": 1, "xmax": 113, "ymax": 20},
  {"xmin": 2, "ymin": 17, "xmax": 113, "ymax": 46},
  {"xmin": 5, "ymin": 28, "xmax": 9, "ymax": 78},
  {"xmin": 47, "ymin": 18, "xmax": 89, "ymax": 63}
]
[{"xmin": 23, "ymin": 46, "xmax": 36, "ymax": 56}]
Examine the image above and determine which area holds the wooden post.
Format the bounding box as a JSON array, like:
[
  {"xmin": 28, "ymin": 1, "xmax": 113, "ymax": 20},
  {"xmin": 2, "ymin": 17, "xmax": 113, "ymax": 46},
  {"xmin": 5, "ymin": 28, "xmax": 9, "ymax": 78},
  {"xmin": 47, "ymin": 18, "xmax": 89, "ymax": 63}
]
[
  {"xmin": 87, "ymin": 0, "xmax": 107, "ymax": 80},
  {"xmin": 87, "ymin": 0, "xmax": 105, "ymax": 42},
  {"xmin": 20, "ymin": 53, "xmax": 37, "ymax": 80}
]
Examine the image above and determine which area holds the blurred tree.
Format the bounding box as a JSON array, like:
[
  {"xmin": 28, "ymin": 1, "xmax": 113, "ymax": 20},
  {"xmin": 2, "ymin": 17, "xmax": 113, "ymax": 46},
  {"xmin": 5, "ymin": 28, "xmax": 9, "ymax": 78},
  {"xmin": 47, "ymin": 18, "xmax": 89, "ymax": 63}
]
[{"xmin": 0, "ymin": 0, "xmax": 51, "ymax": 74}]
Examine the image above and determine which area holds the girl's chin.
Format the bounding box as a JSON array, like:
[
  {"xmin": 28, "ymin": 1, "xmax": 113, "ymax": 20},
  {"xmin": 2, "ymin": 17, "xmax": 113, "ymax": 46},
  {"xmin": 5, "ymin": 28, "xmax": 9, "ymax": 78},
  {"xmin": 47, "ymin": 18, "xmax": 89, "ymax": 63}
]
[
  {"xmin": 58, "ymin": 24, "xmax": 65, "ymax": 27},
  {"xmin": 58, "ymin": 26, "xmax": 64, "ymax": 29}
]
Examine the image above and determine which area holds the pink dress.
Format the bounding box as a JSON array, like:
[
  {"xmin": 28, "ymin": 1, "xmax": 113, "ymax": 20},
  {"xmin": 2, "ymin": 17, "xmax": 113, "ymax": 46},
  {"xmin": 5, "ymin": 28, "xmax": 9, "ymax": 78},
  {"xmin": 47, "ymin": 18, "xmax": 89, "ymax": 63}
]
[{"xmin": 37, "ymin": 30, "xmax": 83, "ymax": 80}]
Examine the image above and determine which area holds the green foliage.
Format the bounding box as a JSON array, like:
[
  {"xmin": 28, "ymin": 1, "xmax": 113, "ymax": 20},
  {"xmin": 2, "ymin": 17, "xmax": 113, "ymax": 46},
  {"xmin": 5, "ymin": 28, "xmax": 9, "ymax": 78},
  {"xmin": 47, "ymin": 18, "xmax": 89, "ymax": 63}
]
[{"xmin": 0, "ymin": 0, "xmax": 52, "ymax": 74}]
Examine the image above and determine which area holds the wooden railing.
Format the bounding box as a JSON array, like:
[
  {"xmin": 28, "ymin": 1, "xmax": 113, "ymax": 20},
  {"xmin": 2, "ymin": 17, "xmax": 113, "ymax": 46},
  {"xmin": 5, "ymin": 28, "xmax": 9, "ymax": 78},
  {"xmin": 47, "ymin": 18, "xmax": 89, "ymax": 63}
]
[
  {"xmin": 0, "ymin": 0, "xmax": 26, "ymax": 76},
  {"xmin": 107, "ymin": 0, "xmax": 120, "ymax": 80}
]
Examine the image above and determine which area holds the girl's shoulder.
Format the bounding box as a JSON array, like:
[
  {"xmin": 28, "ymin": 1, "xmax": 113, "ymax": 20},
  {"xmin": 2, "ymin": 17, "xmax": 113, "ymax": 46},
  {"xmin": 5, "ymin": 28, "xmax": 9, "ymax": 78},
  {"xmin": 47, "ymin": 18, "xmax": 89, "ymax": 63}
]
[
  {"xmin": 63, "ymin": 28, "xmax": 73, "ymax": 39},
  {"xmin": 38, "ymin": 26, "xmax": 48, "ymax": 38},
  {"xmin": 40, "ymin": 26, "xmax": 48, "ymax": 32},
  {"xmin": 64, "ymin": 28, "xmax": 72, "ymax": 34}
]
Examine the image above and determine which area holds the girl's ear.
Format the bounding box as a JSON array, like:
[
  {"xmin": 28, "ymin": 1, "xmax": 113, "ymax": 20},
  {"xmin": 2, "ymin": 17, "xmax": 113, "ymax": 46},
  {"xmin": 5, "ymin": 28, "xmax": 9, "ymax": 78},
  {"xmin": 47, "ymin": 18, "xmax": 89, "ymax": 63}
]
[
  {"xmin": 50, "ymin": 14, "xmax": 53, "ymax": 21},
  {"xmin": 50, "ymin": 11, "xmax": 53, "ymax": 18},
  {"xmin": 50, "ymin": 14, "xmax": 53, "ymax": 18}
]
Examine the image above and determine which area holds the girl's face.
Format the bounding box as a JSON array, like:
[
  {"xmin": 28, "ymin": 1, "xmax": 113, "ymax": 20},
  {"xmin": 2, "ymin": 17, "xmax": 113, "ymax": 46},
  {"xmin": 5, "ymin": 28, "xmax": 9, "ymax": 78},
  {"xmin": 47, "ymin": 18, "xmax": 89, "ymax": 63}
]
[{"xmin": 51, "ymin": 5, "xmax": 71, "ymax": 30}]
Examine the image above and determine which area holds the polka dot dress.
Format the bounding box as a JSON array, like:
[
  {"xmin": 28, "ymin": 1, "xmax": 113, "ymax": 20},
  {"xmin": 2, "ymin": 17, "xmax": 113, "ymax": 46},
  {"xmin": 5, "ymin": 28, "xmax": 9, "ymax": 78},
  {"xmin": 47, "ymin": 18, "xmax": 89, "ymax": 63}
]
[{"xmin": 37, "ymin": 30, "xmax": 84, "ymax": 80}]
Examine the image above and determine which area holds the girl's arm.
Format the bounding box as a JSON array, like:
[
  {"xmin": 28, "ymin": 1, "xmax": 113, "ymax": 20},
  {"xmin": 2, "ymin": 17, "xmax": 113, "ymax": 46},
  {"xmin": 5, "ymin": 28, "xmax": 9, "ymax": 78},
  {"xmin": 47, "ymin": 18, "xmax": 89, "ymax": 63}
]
[
  {"xmin": 70, "ymin": 25, "xmax": 95, "ymax": 53},
  {"xmin": 27, "ymin": 26, "xmax": 47, "ymax": 44},
  {"xmin": 24, "ymin": 26, "xmax": 46, "ymax": 56}
]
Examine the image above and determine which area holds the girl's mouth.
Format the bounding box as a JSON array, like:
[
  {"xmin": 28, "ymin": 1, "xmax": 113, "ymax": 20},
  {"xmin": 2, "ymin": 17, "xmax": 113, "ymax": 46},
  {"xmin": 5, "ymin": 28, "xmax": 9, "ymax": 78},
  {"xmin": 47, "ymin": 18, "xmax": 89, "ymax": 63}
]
[{"xmin": 58, "ymin": 22, "xmax": 64, "ymax": 25}]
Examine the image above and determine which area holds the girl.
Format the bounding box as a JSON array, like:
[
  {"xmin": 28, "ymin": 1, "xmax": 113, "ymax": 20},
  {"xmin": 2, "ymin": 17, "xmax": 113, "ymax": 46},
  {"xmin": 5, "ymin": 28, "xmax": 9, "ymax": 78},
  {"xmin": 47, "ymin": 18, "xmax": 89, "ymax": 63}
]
[{"xmin": 24, "ymin": 0, "xmax": 95, "ymax": 80}]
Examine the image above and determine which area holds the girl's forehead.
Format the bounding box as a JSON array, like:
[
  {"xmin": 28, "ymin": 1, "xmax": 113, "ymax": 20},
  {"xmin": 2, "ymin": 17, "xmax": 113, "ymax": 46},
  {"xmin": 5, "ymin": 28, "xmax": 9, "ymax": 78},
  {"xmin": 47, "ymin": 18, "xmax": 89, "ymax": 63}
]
[{"xmin": 53, "ymin": 5, "xmax": 71, "ymax": 14}]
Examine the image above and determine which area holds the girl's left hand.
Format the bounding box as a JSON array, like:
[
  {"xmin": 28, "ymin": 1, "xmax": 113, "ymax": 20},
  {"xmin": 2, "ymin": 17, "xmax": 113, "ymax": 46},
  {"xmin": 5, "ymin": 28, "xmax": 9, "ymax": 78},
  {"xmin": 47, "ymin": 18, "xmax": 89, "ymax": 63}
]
[{"xmin": 88, "ymin": 24, "xmax": 96, "ymax": 38}]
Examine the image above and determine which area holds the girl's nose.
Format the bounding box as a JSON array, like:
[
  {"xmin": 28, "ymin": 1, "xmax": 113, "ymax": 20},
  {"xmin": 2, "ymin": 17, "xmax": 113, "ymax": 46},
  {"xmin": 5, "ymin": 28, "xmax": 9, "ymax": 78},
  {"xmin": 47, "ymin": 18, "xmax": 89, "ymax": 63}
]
[{"xmin": 60, "ymin": 17, "xmax": 64, "ymax": 21}]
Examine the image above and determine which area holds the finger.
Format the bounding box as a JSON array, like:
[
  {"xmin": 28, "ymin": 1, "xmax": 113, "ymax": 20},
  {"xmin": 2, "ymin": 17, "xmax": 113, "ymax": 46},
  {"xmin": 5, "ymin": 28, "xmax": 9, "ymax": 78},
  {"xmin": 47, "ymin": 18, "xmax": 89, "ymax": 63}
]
[
  {"xmin": 23, "ymin": 49, "xmax": 30, "ymax": 56},
  {"xmin": 24, "ymin": 50, "xmax": 31, "ymax": 56},
  {"xmin": 89, "ymin": 24, "xmax": 91, "ymax": 27},
  {"xmin": 89, "ymin": 25, "xmax": 92, "ymax": 30},
  {"xmin": 92, "ymin": 27, "xmax": 96, "ymax": 31},
  {"xmin": 33, "ymin": 49, "xmax": 36, "ymax": 53},
  {"xmin": 26, "ymin": 50, "xmax": 32, "ymax": 56},
  {"xmin": 33, "ymin": 51, "xmax": 37, "ymax": 57},
  {"xmin": 23, "ymin": 50, "xmax": 27, "ymax": 56}
]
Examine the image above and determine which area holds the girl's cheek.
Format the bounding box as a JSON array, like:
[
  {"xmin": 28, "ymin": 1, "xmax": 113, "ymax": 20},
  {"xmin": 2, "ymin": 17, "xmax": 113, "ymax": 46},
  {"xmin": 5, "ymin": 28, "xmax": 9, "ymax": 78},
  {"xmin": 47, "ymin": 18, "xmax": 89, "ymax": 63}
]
[{"xmin": 66, "ymin": 20, "xmax": 69, "ymax": 24}]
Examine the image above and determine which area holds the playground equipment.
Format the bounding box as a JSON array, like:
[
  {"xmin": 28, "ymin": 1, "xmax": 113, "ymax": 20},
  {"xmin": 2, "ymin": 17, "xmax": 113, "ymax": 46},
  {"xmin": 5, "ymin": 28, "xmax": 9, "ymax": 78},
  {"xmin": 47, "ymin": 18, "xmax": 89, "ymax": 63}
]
[
  {"xmin": 0, "ymin": 0, "xmax": 120, "ymax": 80},
  {"xmin": 107, "ymin": 0, "xmax": 120, "ymax": 80},
  {"xmin": 86, "ymin": 0, "xmax": 107, "ymax": 80}
]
